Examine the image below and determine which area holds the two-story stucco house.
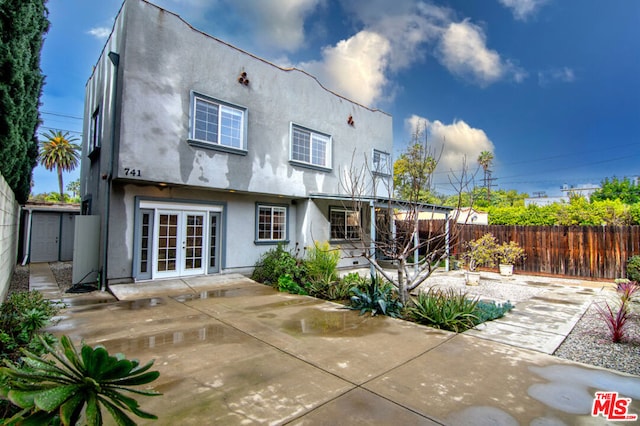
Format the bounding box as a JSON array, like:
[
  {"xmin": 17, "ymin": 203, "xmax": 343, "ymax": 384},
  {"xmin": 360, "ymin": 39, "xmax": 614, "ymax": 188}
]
[{"xmin": 79, "ymin": 0, "xmax": 394, "ymax": 286}]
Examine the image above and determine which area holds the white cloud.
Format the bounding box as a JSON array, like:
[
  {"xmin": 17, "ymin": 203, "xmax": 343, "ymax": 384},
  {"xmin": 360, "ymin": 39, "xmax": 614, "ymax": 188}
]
[
  {"xmin": 340, "ymin": 1, "xmax": 450, "ymax": 72},
  {"xmin": 295, "ymin": 1, "xmax": 454, "ymax": 105},
  {"xmin": 87, "ymin": 27, "xmax": 111, "ymax": 40},
  {"xmin": 231, "ymin": 0, "xmax": 324, "ymax": 52},
  {"xmin": 405, "ymin": 115, "xmax": 495, "ymax": 178},
  {"xmin": 498, "ymin": 0, "xmax": 549, "ymax": 21},
  {"xmin": 437, "ymin": 20, "xmax": 525, "ymax": 86},
  {"xmin": 299, "ymin": 31, "xmax": 391, "ymax": 106},
  {"xmin": 538, "ymin": 67, "xmax": 575, "ymax": 86}
]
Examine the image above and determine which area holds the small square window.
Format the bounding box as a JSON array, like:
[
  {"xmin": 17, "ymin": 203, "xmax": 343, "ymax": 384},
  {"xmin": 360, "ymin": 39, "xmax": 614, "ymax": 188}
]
[
  {"xmin": 330, "ymin": 207, "xmax": 360, "ymax": 241},
  {"xmin": 256, "ymin": 204, "xmax": 288, "ymax": 243},
  {"xmin": 372, "ymin": 150, "xmax": 391, "ymax": 176},
  {"xmin": 190, "ymin": 93, "xmax": 246, "ymax": 152},
  {"xmin": 290, "ymin": 124, "xmax": 331, "ymax": 169}
]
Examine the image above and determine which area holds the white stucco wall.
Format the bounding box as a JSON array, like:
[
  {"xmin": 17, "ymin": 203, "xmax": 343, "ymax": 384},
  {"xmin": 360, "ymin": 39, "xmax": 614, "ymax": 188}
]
[
  {"xmin": 113, "ymin": 0, "xmax": 392, "ymax": 197},
  {"xmin": 82, "ymin": 0, "xmax": 393, "ymax": 283},
  {"xmin": 0, "ymin": 173, "xmax": 19, "ymax": 300}
]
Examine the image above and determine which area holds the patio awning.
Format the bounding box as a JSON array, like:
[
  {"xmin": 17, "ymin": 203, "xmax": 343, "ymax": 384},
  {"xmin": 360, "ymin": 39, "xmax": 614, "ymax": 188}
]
[{"xmin": 307, "ymin": 193, "xmax": 453, "ymax": 214}]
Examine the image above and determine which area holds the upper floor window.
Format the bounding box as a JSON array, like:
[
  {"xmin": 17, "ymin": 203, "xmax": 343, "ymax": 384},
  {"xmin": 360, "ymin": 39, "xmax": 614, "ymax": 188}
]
[
  {"xmin": 372, "ymin": 149, "xmax": 391, "ymax": 176},
  {"xmin": 190, "ymin": 93, "xmax": 246, "ymax": 152},
  {"xmin": 256, "ymin": 204, "xmax": 288, "ymax": 243},
  {"xmin": 290, "ymin": 124, "xmax": 331, "ymax": 170},
  {"xmin": 330, "ymin": 207, "xmax": 360, "ymax": 241},
  {"xmin": 88, "ymin": 106, "xmax": 101, "ymax": 159}
]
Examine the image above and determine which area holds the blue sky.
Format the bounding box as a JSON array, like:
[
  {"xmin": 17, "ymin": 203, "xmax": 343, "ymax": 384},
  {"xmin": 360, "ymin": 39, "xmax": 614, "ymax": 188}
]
[{"xmin": 35, "ymin": 0, "xmax": 639, "ymax": 198}]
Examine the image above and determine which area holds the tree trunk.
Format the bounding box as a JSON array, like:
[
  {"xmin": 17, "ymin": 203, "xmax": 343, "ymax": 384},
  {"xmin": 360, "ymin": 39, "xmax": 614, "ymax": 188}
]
[
  {"xmin": 398, "ymin": 257, "xmax": 408, "ymax": 304},
  {"xmin": 57, "ymin": 166, "xmax": 64, "ymax": 201}
]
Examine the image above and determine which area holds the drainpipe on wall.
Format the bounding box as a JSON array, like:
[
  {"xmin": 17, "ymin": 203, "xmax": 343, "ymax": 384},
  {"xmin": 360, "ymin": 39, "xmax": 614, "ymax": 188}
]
[
  {"xmin": 101, "ymin": 51, "xmax": 119, "ymax": 292},
  {"xmin": 21, "ymin": 208, "xmax": 32, "ymax": 266}
]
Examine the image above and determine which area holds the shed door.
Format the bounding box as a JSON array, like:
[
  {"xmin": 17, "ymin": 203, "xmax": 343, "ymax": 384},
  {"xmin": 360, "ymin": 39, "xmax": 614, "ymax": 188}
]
[{"xmin": 30, "ymin": 213, "xmax": 61, "ymax": 262}]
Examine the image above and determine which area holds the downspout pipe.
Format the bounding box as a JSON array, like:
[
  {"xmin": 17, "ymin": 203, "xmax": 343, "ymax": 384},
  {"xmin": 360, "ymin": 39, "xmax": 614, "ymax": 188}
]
[
  {"xmin": 21, "ymin": 208, "xmax": 32, "ymax": 266},
  {"xmin": 101, "ymin": 51, "xmax": 119, "ymax": 292}
]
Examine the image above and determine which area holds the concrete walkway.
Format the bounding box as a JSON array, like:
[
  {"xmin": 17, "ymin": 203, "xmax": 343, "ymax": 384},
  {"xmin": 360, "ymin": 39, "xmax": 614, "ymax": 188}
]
[
  {"xmin": 424, "ymin": 270, "xmax": 610, "ymax": 354},
  {"xmin": 31, "ymin": 265, "xmax": 639, "ymax": 425}
]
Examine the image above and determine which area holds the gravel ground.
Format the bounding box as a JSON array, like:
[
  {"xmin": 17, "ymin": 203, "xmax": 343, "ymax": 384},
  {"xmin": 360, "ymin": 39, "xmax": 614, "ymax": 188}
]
[
  {"xmin": 554, "ymin": 300, "xmax": 640, "ymax": 376},
  {"xmin": 7, "ymin": 264, "xmax": 29, "ymax": 295},
  {"xmin": 7, "ymin": 263, "xmax": 640, "ymax": 376}
]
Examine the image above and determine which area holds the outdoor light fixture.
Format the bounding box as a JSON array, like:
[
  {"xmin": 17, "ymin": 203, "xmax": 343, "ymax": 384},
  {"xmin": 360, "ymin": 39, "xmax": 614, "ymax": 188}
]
[{"xmin": 347, "ymin": 115, "xmax": 354, "ymax": 126}]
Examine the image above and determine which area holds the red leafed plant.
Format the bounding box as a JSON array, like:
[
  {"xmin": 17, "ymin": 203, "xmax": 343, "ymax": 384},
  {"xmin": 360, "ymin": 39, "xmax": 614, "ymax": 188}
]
[
  {"xmin": 596, "ymin": 280, "xmax": 638, "ymax": 343},
  {"xmin": 596, "ymin": 302, "xmax": 630, "ymax": 343},
  {"xmin": 617, "ymin": 281, "xmax": 639, "ymax": 304}
]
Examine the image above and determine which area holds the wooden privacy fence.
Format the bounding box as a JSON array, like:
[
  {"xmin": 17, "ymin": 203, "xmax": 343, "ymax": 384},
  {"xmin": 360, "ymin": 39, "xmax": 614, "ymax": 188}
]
[{"xmin": 416, "ymin": 221, "xmax": 640, "ymax": 280}]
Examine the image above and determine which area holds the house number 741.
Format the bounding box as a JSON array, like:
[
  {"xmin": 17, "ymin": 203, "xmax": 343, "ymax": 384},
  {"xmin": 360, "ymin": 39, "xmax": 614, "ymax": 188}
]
[{"xmin": 124, "ymin": 168, "xmax": 141, "ymax": 177}]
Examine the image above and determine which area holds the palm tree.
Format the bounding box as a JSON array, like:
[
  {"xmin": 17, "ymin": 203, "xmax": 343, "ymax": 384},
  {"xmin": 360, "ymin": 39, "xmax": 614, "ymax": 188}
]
[
  {"xmin": 477, "ymin": 150, "xmax": 494, "ymax": 201},
  {"xmin": 39, "ymin": 130, "xmax": 80, "ymax": 201}
]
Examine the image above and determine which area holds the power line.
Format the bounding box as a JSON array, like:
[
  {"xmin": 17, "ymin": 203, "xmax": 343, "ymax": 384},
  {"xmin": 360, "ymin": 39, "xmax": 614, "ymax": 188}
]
[
  {"xmin": 39, "ymin": 126, "xmax": 83, "ymax": 136},
  {"xmin": 41, "ymin": 111, "xmax": 83, "ymax": 120}
]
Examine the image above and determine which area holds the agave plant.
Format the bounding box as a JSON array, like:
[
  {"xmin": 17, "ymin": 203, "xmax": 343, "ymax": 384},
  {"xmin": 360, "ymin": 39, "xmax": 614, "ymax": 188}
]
[
  {"xmin": 348, "ymin": 275, "xmax": 403, "ymax": 318},
  {"xmin": 0, "ymin": 335, "xmax": 161, "ymax": 425},
  {"xmin": 407, "ymin": 288, "xmax": 480, "ymax": 333}
]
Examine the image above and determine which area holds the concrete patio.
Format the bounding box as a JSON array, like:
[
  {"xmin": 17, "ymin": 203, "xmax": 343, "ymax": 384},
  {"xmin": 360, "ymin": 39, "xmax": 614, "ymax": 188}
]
[{"xmin": 30, "ymin": 263, "xmax": 639, "ymax": 425}]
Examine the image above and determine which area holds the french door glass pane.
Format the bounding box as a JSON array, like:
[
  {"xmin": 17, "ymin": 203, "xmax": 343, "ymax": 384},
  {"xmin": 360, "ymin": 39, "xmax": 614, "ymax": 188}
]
[
  {"xmin": 210, "ymin": 214, "xmax": 218, "ymax": 270},
  {"xmin": 157, "ymin": 214, "xmax": 178, "ymax": 272},
  {"xmin": 184, "ymin": 214, "xmax": 204, "ymax": 270}
]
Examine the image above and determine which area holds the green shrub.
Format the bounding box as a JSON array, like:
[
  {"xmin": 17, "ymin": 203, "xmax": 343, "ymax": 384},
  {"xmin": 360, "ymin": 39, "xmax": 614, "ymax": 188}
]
[
  {"xmin": 306, "ymin": 241, "xmax": 340, "ymax": 283},
  {"xmin": 407, "ymin": 288, "xmax": 479, "ymax": 332},
  {"xmin": 0, "ymin": 335, "xmax": 161, "ymax": 425},
  {"xmin": 0, "ymin": 291, "xmax": 61, "ymax": 363},
  {"xmin": 495, "ymin": 242, "xmax": 525, "ymax": 265},
  {"xmin": 276, "ymin": 274, "xmax": 308, "ymax": 295},
  {"xmin": 626, "ymin": 255, "xmax": 640, "ymax": 282},
  {"xmin": 472, "ymin": 300, "xmax": 514, "ymax": 325},
  {"xmin": 464, "ymin": 233, "xmax": 498, "ymax": 271},
  {"xmin": 348, "ymin": 275, "xmax": 403, "ymax": 317},
  {"xmin": 306, "ymin": 279, "xmax": 352, "ymax": 301},
  {"xmin": 251, "ymin": 243, "xmax": 307, "ymax": 285}
]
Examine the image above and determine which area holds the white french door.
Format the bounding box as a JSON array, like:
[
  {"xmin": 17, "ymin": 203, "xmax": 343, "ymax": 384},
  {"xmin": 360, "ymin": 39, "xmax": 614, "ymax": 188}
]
[{"xmin": 154, "ymin": 210, "xmax": 207, "ymax": 278}]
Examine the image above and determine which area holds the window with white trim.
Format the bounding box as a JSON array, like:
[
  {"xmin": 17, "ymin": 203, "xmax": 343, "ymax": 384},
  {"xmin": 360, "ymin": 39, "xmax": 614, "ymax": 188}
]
[
  {"xmin": 330, "ymin": 207, "xmax": 360, "ymax": 240},
  {"xmin": 191, "ymin": 93, "xmax": 246, "ymax": 150},
  {"xmin": 257, "ymin": 204, "xmax": 287, "ymax": 242},
  {"xmin": 290, "ymin": 125, "xmax": 331, "ymax": 169},
  {"xmin": 373, "ymin": 149, "xmax": 391, "ymax": 176}
]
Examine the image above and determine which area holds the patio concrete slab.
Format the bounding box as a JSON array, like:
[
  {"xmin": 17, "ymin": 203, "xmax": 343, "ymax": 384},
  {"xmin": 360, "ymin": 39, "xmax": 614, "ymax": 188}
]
[
  {"xmin": 30, "ymin": 265, "xmax": 640, "ymax": 425},
  {"xmin": 465, "ymin": 320, "xmax": 567, "ymax": 353},
  {"xmin": 364, "ymin": 333, "xmax": 640, "ymax": 425},
  {"xmin": 288, "ymin": 388, "xmax": 440, "ymax": 425},
  {"xmin": 462, "ymin": 277, "xmax": 604, "ymax": 354},
  {"xmin": 109, "ymin": 273, "xmax": 257, "ymax": 300},
  {"xmin": 184, "ymin": 295, "xmax": 455, "ymax": 384}
]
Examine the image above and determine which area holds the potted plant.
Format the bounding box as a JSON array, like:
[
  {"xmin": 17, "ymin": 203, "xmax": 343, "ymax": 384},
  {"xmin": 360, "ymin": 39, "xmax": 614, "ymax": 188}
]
[
  {"xmin": 496, "ymin": 241, "xmax": 526, "ymax": 276},
  {"xmin": 463, "ymin": 233, "xmax": 498, "ymax": 285}
]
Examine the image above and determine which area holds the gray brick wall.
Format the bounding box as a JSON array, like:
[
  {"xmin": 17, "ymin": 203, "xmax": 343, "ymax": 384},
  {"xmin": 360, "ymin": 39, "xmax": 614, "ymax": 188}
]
[{"xmin": 0, "ymin": 173, "xmax": 19, "ymax": 300}]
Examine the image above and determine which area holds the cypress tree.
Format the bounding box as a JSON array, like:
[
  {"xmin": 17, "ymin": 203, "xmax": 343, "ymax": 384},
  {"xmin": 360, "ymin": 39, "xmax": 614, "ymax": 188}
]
[{"xmin": 0, "ymin": 0, "xmax": 49, "ymax": 203}]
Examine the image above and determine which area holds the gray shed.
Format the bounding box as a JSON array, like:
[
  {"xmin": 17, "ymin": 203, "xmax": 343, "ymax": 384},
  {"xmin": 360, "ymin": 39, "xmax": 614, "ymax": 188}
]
[{"xmin": 20, "ymin": 203, "xmax": 80, "ymax": 263}]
